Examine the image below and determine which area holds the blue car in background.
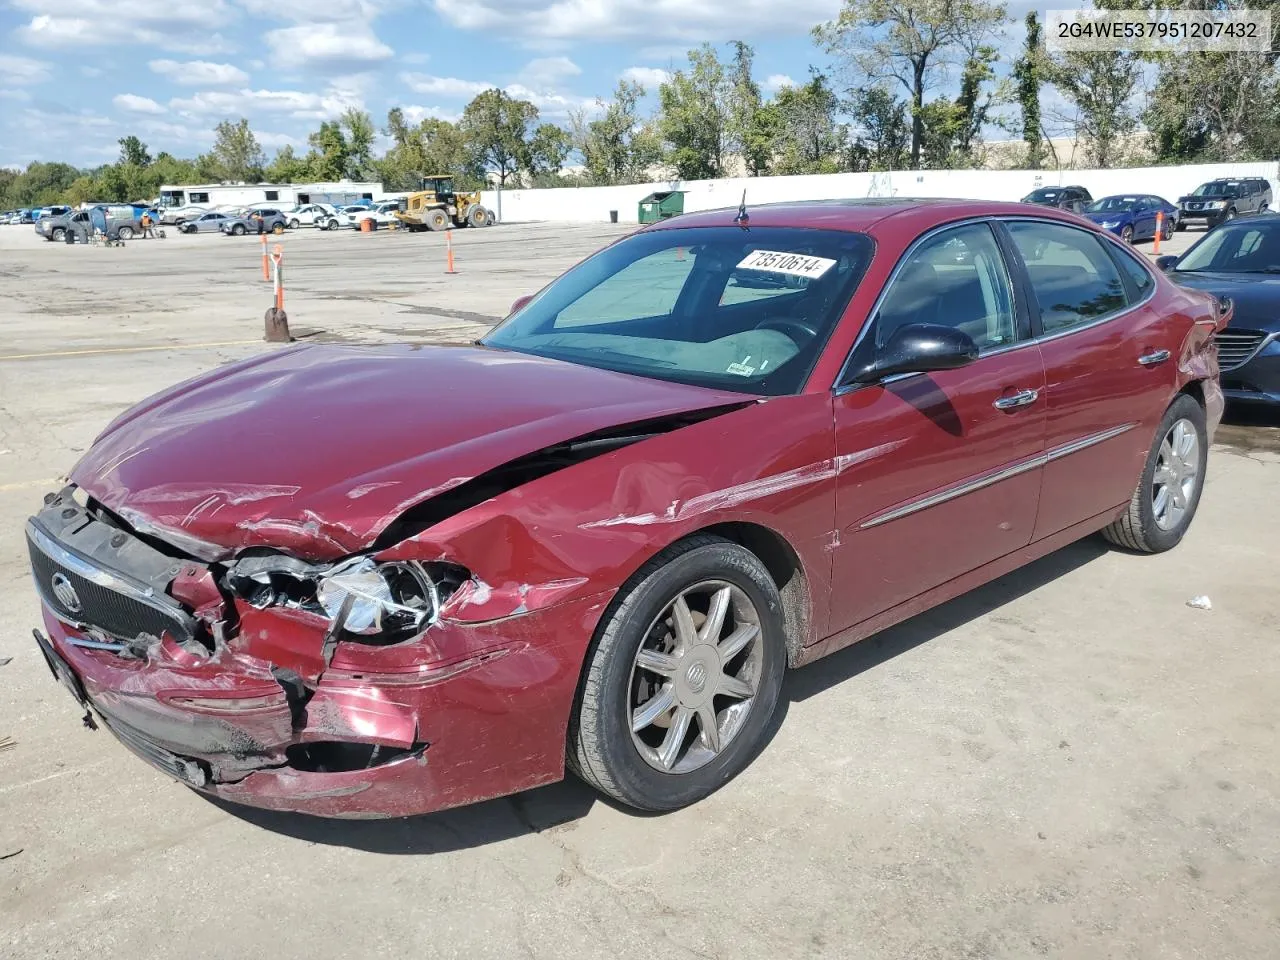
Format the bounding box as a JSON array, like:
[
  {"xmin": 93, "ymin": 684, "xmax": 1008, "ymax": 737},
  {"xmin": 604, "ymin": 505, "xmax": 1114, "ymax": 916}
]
[{"xmin": 1083, "ymin": 194, "xmax": 1179, "ymax": 244}]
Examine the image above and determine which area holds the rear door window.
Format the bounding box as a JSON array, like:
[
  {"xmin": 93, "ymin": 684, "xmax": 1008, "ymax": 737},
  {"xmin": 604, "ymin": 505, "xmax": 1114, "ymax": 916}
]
[{"xmin": 1005, "ymin": 221, "xmax": 1128, "ymax": 334}]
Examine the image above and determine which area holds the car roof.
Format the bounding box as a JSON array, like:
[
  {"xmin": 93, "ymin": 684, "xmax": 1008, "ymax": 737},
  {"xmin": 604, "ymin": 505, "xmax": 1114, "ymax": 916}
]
[{"xmin": 644, "ymin": 198, "xmax": 1094, "ymax": 236}]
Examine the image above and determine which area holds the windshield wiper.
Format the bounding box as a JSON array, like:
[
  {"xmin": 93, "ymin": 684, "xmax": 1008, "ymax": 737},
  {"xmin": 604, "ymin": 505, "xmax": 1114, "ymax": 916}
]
[{"xmin": 543, "ymin": 344, "xmax": 677, "ymax": 368}]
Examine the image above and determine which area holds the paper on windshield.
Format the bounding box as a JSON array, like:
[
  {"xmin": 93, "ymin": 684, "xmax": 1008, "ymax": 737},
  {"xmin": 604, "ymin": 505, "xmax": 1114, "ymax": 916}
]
[{"xmin": 736, "ymin": 249, "xmax": 837, "ymax": 279}]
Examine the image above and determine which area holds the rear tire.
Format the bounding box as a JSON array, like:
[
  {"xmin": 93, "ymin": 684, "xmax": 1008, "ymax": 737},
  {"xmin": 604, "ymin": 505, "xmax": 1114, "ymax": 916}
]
[
  {"xmin": 1102, "ymin": 394, "xmax": 1207, "ymax": 554},
  {"xmin": 466, "ymin": 205, "xmax": 490, "ymax": 228},
  {"xmin": 568, "ymin": 535, "xmax": 786, "ymax": 812},
  {"xmin": 116, "ymin": 225, "xmax": 134, "ymax": 240},
  {"xmin": 272, "ymin": 222, "xmax": 284, "ymax": 235}
]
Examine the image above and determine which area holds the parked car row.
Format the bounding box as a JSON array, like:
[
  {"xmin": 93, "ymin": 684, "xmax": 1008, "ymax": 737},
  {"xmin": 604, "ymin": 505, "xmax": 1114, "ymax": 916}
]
[{"xmin": 1021, "ymin": 177, "xmax": 1274, "ymax": 241}]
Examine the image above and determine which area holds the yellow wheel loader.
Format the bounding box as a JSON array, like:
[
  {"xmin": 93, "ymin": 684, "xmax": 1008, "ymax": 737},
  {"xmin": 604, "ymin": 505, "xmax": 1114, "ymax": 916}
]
[{"xmin": 393, "ymin": 176, "xmax": 496, "ymax": 231}]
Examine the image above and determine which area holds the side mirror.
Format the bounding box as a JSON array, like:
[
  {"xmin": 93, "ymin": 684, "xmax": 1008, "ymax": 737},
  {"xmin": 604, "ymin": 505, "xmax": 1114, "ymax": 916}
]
[
  {"xmin": 1155, "ymin": 255, "xmax": 1178, "ymax": 272},
  {"xmin": 509, "ymin": 294, "xmax": 534, "ymax": 315},
  {"xmin": 850, "ymin": 323, "xmax": 980, "ymax": 384}
]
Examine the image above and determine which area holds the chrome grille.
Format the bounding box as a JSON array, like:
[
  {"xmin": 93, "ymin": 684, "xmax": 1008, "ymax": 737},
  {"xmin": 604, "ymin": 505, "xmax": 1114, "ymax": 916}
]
[
  {"xmin": 26, "ymin": 520, "xmax": 195, "ymax": 644},
  {"xmin": 1215, "ymin": 329, "xmax": 1269, "ymax": 371}
]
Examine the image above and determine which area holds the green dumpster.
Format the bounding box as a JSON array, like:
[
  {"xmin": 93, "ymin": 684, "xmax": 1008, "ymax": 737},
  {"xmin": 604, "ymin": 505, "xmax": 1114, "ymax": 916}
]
[{"xmin": 638, "ymin": 191, "xmax": 685, "ymax": 224}]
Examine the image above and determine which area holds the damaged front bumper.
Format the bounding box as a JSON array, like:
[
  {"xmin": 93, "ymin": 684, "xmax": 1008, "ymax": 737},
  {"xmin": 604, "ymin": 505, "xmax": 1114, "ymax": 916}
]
[{"xmin": 27, "ymin": 492, "xmax": 610, "ymax": 818}]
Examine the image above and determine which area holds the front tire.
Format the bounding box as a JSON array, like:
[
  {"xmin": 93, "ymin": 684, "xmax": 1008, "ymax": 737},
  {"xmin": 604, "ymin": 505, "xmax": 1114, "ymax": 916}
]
[
  {"xmin": 50, "ymin": 227, "xmax": 65, "ymax": 241},
  {"xmin": 232, "ymin": 224, "xmax": 246, "ymax": 236},
  {"xmin": 1102, "ymin": 394, "xmax": 1208, "ymax": 553},
  {"xmin": 1120, "ymin": 224, "xmax": 1134, "ymax": 244},
  {"xmin": 569, "ymin": 536, "xmax": 786, "ymax": 812},
  {"xmin": 289, "ymin": 218, "xmax": 300, "ymax": 229}
]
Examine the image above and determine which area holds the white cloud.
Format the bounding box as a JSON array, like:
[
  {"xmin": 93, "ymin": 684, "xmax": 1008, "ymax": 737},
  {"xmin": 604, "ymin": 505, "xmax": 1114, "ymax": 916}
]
[
  {"xmin": 503, "ymin": 82, "xmax": 591, "ymax": 117},
  {"xmin": 170, "ymin": 84, "xmax": 365, "ymax": 121},
  {"xmin": 0, "ymin": 54, "xmax": 52, "ymax": 85},
  {"xmin": 519, "ymin": 56, "xmax": 581, "ymax": 87},
  {"xmin": 401, "ymin": 51, "xmax": 430, "ymax": 65},
  {"xmin": 14, "ymin": 0, "xmax": 235, "ymax": 52},
  {"xmin": 264, "ymin": 22, "xmax": 394, "ymax": 69},
  {"xmin": 400, "ymin": 72, "xmax": 494, "ymax": 98},
  {"xmin": 149, "ymin": 59, "xmax": 250, "ymax": 86},
  {"xmin": 763, "ymin": 73, "xmax": 795, "ymax": 92},
  {"xmin": 402, "ymin": 104, "xmax": 460, "ymax": 124},
  {"xmin": 620, "ymin": 66, "xmax": 670, "ymax": 88},
  {"xmin": 431, "ymin": 0, "xmax": 842, "ymax": 43},
  {"xmin": 80, "ymin": 65, "xmax": 103, "ymax": 77},
  {"xmin": 235, "ymin": 0, "xmax": 391, "ymax": 18},
  {"xmin": 114, "ymin": 93, "xmax": 166, "ymax": 114}
]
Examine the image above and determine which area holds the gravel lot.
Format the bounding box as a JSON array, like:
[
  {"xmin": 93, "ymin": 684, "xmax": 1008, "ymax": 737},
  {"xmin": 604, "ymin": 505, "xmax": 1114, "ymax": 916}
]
[{"xmin": 1, "ymin": 219, "xmax": 1277, "ymax": 960}]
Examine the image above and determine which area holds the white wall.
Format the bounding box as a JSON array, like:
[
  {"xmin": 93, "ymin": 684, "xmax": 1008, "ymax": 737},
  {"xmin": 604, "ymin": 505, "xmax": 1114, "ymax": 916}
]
[{"xmin": 481, "ymin": 161, "xmax": 1280, "ymax": 225}]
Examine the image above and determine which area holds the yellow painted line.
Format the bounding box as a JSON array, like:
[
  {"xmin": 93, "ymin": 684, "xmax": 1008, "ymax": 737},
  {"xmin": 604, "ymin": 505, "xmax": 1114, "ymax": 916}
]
[
  {"xmin": 0, "ymin": 478, "xmax": 62, "ymax": 493},
  {"xmin": 0, "ymin": 339, "xmax": 263, "ymax": 361}
]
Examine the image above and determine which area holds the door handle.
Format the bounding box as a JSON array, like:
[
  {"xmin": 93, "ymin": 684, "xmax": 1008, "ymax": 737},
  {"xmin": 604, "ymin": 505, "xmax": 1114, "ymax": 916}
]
[
  {"xmin": 1138, "ymin": 349, "xmax": 1171, "ymax": 366},
  {"xmin": 993, "ymin": 388, "xmax": 1040, "ymax": 410}
]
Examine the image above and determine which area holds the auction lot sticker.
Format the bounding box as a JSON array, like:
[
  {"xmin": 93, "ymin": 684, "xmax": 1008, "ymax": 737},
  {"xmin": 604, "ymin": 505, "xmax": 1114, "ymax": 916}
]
[{"xmin": 737, "ymin": 249, "xmax": 837, "ymax": 279}]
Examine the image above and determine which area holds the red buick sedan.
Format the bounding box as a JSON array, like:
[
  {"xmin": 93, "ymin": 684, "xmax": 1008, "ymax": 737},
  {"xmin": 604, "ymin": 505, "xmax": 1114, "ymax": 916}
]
[{"xmin": 28, "ymin": 199, "xmax": 1226, "ymax": 818}]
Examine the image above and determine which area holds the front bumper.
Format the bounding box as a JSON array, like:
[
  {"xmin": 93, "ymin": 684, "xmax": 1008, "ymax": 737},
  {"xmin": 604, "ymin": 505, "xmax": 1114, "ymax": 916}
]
[
  {"xmin": 1179, "ymin": 208, "xmax": 1227, "ymax": 228},
  {"xmin": 27, "ymin": 498, "xmax": 610, "ymax": 818},
  {"xmin": 1221, "ymin": 337, "xmax": 1280, "ymax": 406}
]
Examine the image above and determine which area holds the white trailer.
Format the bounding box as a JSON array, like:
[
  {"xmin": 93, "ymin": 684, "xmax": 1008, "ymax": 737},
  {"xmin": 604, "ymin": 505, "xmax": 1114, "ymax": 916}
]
[{"xmin": 158, "ymin": 181, "xmax": 383, "ymax": 212}]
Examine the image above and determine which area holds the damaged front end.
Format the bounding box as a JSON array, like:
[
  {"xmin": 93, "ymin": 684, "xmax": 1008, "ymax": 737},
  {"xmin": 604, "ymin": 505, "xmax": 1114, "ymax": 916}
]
[{"xmin": 27, "ymin": 486, "xmax": 601, "ymax": 817}]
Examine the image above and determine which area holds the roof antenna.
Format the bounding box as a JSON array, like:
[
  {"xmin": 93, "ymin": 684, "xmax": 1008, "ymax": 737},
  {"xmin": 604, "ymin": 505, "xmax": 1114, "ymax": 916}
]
[{"xmin": 734, "ymin": 189, "xmax": 749, "ymax": 227}]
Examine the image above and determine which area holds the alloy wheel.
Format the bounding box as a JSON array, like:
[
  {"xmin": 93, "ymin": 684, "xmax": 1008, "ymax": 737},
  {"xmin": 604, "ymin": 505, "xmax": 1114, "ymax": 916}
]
[
  {"xmin": 628, "ymin": 580, "xmax": 763, "ymax": 774},
  {"xmin": 1152, "ymin": 418, "xmax": 1200, "ymax": 530}
]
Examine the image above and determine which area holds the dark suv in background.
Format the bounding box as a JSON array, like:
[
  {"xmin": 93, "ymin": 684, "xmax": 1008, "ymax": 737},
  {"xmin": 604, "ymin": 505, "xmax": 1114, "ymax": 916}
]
[
  {"xmin": 1020, "ymin": 185, "xmax": 1093, "ymax": 213},
  {"xmin": 1177, "ymin": 178, "xmax": 1272, "ymax": 230}
]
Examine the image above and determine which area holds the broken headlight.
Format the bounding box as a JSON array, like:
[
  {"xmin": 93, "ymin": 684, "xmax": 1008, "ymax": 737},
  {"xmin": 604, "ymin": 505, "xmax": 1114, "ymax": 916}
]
[
  {"xmin": 317, "ymin": 557, "xmax": 438, "ymax": 635},
  {"xmin": 225, "ymin": 552, "xmax": 466, "ymax": 640}
]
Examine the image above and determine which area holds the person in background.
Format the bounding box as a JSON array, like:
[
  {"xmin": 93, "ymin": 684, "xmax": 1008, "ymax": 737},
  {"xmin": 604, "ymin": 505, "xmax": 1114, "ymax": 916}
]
[{"xmin": 140, "ymin": 210, "xmax": 156, "ymax": 239}]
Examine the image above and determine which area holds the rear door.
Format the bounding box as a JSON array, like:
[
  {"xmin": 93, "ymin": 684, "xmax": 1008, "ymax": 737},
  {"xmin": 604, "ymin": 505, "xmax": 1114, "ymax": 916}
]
[
  {"xmin": 1002, "ymin": 219, "xmax": 1176, "ymax": 539},
  {"xmin": 828, "ymin": 220, "xmax": 1047, "ymax": 634}
]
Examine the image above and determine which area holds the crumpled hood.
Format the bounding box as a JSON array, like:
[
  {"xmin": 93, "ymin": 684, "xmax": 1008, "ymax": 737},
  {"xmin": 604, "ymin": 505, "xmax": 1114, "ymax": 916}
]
[{"xmin": 71, "ymin": 342, "xmax": 750, "ymax": 561}]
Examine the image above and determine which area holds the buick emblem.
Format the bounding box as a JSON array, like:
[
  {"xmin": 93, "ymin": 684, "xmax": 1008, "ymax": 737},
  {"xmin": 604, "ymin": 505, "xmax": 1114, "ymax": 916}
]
[
  {"xmin": 51, "ymin": 573, "xmax": 82, "ymax": 614},
  {"xmin": 685, "ymin": 661, "xmax": 707, "ymax": 694}
]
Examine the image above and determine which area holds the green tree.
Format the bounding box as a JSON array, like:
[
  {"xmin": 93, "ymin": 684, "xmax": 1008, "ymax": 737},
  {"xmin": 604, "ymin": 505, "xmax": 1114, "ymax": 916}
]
[
  {"xmin": 460, "ymin": 88, "xmax": 538, "ymax": 187},
  {"xmin": 340, "ymin": 108, "xmax": 377, "ymax": 179},
  {"xmin": 727, "ymin": 41, "xmax": 771, "ymax": 176},
  {"xmin": 772, "ymin": 71, "xmax": 845, "ymax": 174},
  {"xmin": 574, "ymin": 80, "xmax": 662, "ymax": 185},
  {"xmin": 117, "ymin": 135, "xmax": 151, "ymax": 168},
  {"xmin": 1013, "ymin": 12, "xmax": 1044, "ymax": 169},
  {"xmin": 210, "ymin": 118, "xmax": 265, "ymax": 182},
  {"xmin": 847, "ymin": 85, "xmax": 910, "ymax": 171},
  {"xmin": 265, "ymin": 145, "xmax": 310, "ymax": 183},
  {"xmin": 814, "ymin": 0, "xmax": 1008, "ymax": 168},
  {"xmin": 1047, "ymin": 49, "xmax": 1142, "ymax": 168},
  {"xmin": 658, "ymin": 44, "xmax": 733, "ymax": 179},
  {"xmin": 529, "ymin": 123, "xmax": 571, "ymax": 177},
  {"xmin": 306, "ymin": 121, "xmax": 349, "ymax": 181}
]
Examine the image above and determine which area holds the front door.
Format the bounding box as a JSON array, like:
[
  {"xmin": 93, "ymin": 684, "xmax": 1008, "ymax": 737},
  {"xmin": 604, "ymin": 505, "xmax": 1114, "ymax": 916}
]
[
  {"xmin": 1001, "ymin": 219, "xmax": 1177, "ymax": 539},
  {"xmin": 828, "ymin": 221, "xmax": 1047, "ymax": 635}
]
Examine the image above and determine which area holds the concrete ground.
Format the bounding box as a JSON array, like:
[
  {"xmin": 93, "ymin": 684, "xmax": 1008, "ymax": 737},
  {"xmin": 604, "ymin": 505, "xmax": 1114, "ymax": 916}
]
[{"xmin": 1, "ymin": 220, "xmax": 1277, "ymax": 960}]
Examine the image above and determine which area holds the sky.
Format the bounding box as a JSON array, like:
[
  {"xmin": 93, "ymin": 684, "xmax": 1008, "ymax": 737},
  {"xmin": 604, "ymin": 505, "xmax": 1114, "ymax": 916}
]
[{"xmin": 0, "ymin": 0, "xmax": 1089, "ymax": 171}]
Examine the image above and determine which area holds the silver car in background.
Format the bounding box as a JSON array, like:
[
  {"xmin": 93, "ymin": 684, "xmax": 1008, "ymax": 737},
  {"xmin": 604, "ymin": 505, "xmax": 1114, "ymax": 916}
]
[{"xmin": 179, "ymin": 212, "xmax": 231, "ymax": 234}]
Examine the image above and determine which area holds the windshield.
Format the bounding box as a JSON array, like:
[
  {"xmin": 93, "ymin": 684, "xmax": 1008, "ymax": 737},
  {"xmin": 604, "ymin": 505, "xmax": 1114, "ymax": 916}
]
[
  {"xmin": 482, "ymin": 226, "xmax": 874, "ymax": 395},
  {"xmin": 1088, "ymin": 196, "xmax": 1139, "ymax": 213},
  {"xmin": 1025, "ymin": 189, "xmax": 1060, "ymax": 202},
  {"xmin": 1175, "ymin": 220, "xmax": 1280, "ymax": 273},
  {"xmin": 1193, "ymin": 181, "xmax": 1239, "ymax": 198}
]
